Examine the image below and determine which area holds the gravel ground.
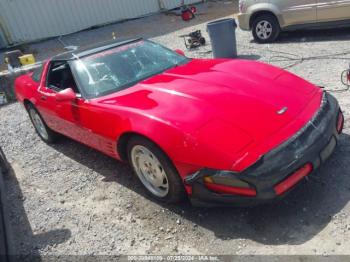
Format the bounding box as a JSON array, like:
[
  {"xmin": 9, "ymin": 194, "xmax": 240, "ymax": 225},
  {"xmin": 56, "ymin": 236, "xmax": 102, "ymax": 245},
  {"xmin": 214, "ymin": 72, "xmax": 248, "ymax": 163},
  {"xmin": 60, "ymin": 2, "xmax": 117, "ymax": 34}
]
[{"xmin": 1, "ymin": 0, "xmax": 350, "ymax": 258}]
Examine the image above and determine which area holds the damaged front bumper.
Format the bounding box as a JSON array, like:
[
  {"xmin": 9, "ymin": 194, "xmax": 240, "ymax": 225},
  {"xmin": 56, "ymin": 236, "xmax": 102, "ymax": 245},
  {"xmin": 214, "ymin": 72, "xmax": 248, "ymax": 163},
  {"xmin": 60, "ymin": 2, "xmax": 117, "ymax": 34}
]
[{"xmin": 185, "ymin": 92, "xmax": 342, "ymax": 207}]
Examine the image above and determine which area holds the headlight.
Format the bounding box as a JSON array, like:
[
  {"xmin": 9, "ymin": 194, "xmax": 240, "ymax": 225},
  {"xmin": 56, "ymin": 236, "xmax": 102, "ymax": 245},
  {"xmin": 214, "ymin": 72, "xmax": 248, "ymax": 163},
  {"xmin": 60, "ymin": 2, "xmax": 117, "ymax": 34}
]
[{"xmin": 337, "ymin": 110, "xmax": 344, "ymax": 134}]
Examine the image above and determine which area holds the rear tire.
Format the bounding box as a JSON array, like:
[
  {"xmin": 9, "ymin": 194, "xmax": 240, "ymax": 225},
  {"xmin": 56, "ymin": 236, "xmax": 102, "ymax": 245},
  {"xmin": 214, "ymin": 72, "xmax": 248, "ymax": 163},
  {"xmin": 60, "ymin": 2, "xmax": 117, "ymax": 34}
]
[
  {"xmin": 252, "ymin": 14, "xmax": 280, "ymax": 43},
  {"xmin": 127, "ymin": 136, "xmax": 186, "ymax": 203},
  {"xmin": 26, "ymin": 104, "xmax": 58, "ymax": 144}
]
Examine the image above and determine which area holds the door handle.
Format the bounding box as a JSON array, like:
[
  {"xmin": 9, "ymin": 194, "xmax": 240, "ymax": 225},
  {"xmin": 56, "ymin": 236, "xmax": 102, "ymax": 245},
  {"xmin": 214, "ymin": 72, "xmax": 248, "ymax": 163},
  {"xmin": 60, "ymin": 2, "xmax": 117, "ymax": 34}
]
[{"xmin": 40, "ymin": 95, "xmax": 47, "ymax": 101}]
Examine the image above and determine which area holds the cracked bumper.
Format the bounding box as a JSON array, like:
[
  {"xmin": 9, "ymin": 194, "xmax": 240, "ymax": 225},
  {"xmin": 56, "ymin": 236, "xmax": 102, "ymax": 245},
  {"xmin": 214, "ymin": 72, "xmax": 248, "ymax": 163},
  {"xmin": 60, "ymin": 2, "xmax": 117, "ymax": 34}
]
[{"xmin": 185, "ymin": 92, "xmax": 342, "ymax": 207}]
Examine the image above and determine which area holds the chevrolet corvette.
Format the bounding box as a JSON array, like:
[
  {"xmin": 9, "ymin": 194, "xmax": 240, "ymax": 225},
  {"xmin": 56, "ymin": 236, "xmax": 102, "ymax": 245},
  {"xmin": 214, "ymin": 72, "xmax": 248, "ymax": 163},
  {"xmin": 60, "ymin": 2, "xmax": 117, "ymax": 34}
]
[{"xmin": 14, "ymin": 39, "xmax": 344, "ymax": 206}]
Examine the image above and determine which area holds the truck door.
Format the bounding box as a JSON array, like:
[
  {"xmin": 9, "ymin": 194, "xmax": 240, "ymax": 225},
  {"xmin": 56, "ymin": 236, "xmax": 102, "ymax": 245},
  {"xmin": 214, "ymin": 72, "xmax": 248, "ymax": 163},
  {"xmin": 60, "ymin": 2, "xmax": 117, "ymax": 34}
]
[
  {"xmin": 316, "ymin": 0, "xmax": 350, "ymax": 22},
  {"xmin": 274, "ymin": 0, "xmax": 317, "ymax": 27}
]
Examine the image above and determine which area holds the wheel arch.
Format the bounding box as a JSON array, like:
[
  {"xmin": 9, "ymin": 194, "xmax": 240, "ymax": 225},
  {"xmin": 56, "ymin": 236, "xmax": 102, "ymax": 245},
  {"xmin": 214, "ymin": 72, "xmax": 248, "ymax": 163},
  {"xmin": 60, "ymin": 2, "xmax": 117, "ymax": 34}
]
[
  {"xmin": 249, "ymin": 10, "xmax": 280, "ymax": 29},
  {"xmin": 23, "ymin": 99, "xmax": 33, "ymax": 109},
  {"xmin": 117, "ymin": 131, "xmax": 165, "ymax": 162},
  {"xmin": 115, "ymin": 112, "xmax": 187, "ymax": 163}
]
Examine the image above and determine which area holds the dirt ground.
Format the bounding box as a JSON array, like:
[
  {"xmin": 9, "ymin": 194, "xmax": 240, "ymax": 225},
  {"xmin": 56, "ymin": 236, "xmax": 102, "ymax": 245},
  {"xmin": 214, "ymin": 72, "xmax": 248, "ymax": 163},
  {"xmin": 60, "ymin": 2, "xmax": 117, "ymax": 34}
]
[{"xmin": 1, "ymin": 0, "xmax": 350, "ymax": 258}]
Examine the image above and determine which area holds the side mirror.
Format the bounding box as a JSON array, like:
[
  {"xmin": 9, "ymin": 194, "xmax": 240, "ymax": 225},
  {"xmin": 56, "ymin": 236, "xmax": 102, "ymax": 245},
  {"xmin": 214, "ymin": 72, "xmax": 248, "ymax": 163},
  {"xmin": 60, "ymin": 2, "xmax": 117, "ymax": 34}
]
[
  {"xmin": 174, "ymin": 49, "xmax": 185, "ymax": 56},
  {"xmin": 56, "ymin": 88, "xmax": 76, "ymax": 102}
]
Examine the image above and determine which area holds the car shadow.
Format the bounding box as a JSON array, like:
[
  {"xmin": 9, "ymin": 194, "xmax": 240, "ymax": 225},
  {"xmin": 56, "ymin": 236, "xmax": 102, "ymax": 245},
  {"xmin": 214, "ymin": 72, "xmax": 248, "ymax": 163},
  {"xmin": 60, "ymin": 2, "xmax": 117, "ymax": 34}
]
[
  {"xmin": 49, "ymin": 132, "xmax": 350, "ymax": 246},
  {"xmin": 237, "ymin": 54, "xmax": 261, "ymax": 60},
  {"xmin": 0, "ymin": 149, "xmax": 71, "ymax": 261},
  {"xmin": 269, "ymin": 27, "xmax": 350, "ymax": 44}
]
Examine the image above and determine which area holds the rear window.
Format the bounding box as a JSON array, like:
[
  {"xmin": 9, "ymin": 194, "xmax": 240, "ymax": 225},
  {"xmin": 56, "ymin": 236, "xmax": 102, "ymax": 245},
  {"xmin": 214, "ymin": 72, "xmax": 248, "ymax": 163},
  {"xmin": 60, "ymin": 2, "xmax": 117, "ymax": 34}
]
[{"xmin": 31, "ymin": 64, "xmax": 44, "ymax": 82}]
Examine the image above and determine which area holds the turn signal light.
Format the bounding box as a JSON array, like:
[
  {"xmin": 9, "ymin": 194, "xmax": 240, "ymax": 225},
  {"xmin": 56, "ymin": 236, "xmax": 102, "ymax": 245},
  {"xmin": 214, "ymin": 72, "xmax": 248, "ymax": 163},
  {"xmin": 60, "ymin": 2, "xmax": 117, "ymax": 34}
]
[
  {"xmin": 274, "ymin": 163, "xmax": 313, "ymax": 196},
  {"xmin": 205, "ymin": 183, "xmax": 257, "ymax": 197},
  {"xmin": 204, "ymin": 175, "xmax": 256, "ymax": 197},
  {"xmin": 203, "ymin": 176, "xmax": 214, "ymax": 184},
  {"xmin": 337, "ymin": 111, "xmax": 344, "ymax": 134}
]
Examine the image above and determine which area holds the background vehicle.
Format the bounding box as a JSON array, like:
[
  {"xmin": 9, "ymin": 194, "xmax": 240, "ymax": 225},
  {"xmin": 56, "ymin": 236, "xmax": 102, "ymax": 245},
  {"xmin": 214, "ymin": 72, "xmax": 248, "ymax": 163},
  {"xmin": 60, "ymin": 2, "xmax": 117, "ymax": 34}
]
[
  {"xmin": 14, "ymin": 39, "xmax": 343, "ymax": 206},
  {"xmin": 238, "ymin": 0, "xmax": 350, "ymax": 43}
]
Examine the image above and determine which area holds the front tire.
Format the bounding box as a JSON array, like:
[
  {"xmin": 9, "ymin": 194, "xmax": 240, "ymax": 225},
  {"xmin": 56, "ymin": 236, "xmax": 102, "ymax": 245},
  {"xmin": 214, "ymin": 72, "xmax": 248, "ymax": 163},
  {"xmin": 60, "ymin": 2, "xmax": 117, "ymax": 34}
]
[
  {"xmin": 26, "ymin": 104, "xmax": 58, "ymax": 143},
  {"xmin": 252, "ymin": 14, "xmax": 280, "ymax": 43},
  {"xmin": 127, "ymin": 136, "xmax": 186, "ymax": 203}
]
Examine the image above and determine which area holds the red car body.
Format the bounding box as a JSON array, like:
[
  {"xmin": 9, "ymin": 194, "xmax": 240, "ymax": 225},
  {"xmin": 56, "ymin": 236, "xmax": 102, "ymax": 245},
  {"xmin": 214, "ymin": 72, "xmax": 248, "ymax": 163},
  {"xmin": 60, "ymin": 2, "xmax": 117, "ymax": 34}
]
[{"xmin": 15, "ymin": 39, "xmax": 343, "ymax": 206}]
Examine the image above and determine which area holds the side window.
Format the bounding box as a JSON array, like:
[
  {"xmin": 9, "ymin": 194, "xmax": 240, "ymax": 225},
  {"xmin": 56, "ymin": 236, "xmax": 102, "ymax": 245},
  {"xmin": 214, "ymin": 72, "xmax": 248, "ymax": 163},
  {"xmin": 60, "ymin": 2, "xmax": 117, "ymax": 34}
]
[
  {"xmin": 31, "ymin": 64, "xmax": 44, "ymax": 82},
  {"xmin": 46, "ymin": 62, "xmax": 79, "ymax": 93}
]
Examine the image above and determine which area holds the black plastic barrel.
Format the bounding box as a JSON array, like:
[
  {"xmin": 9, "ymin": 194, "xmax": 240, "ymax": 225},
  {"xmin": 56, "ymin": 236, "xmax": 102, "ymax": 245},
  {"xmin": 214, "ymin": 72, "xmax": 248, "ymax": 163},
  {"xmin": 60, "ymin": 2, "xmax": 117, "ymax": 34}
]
[{"xmin": 207, "ymin": 18, "xmax": 237, "ymax": 58}]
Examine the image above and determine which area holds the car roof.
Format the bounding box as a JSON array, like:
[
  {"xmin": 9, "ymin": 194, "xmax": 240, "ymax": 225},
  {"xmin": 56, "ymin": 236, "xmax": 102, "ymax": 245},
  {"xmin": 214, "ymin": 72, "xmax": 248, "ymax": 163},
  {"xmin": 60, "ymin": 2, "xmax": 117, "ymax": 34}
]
[{"xmin": 51, "ymin": 38, "xmax": 142, "ymax": 62}]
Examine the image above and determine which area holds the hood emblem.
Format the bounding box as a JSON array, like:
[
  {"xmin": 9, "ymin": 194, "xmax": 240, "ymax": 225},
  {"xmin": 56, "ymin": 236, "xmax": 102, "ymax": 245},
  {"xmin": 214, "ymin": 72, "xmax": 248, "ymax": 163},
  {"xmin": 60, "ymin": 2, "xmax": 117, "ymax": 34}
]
[{"xmin": 277, "ymin": 107, "xmax": 288, "ymax": 115}]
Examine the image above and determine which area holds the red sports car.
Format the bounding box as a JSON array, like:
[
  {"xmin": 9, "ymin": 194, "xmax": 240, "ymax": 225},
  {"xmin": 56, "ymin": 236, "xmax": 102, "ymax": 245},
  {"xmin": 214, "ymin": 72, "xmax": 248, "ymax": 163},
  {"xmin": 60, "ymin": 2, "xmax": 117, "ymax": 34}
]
[{"xmin": 15, "ymin": 39, "xmax": 344, "ymax": 206}]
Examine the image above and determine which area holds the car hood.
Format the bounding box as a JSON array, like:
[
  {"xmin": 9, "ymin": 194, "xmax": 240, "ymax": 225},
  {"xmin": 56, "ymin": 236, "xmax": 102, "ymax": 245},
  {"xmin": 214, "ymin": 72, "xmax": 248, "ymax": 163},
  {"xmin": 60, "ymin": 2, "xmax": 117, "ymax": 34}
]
[{"xmin": 98, "ymin": 59, "xmax": 322, "ymax": 170}]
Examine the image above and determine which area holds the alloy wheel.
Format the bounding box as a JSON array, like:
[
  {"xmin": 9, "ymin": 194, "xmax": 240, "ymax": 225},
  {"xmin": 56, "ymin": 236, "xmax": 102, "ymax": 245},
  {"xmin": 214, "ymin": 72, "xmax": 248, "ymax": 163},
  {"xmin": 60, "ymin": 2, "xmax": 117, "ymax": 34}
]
[
  {"xmin": 256, "ymin": 20, "xmax": 273, "ymax": 40},
  {"xmin": 29, "ymin": 108, "xmax": 49, "ymax": 140},
  {"xmin": 130, "ymin": 145, "xmax": 169, "ymax": 197}
]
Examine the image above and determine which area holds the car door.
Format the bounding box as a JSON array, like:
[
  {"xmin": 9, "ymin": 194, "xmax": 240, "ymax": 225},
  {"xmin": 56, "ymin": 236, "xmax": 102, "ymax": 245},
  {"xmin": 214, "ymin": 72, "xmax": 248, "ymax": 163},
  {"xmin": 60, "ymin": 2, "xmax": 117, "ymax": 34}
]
[
  {"xmin": 37, "ymin": 61, "xmax": 94, "ymax": 144},
  {"xmin": 36, "ymin": 62, "xmax": 64, "ymax": 132},
  {"xmin": 24, "ymin": 63, "xmax": 59, "ymax": 130},
  {"xmin": 57, "ymin": 96, "xmax": 105, "ymax": 150},
  {"xmin": 273, "ymin": 0, "xmax": 317, "ymax": 27},
  {"xmin": 71, "ymin": 100, "xmax": 119, "ymax": 158},
  {"xmin": 316, "ymin": 0, "xmax": 350, "ymax": 22},
  {"xmin": 42, "ymin": 61, "xmax": 113, "ymax": 153}
]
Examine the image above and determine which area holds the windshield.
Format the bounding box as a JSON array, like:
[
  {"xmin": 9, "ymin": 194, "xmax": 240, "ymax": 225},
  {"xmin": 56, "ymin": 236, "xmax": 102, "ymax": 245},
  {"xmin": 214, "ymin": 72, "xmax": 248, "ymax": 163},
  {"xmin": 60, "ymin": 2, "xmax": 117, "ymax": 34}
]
[{"xmin": 71, "ymin": 40, "xmax": 190, "ymax": 98}]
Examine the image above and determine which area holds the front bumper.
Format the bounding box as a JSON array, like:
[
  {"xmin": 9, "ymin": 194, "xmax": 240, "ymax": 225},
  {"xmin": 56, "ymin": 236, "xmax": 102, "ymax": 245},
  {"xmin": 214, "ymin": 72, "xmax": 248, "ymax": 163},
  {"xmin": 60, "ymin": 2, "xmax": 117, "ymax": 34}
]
[
  {"xmin": 237, "ymin": 13, "xmax": 251, "ymax": 31},
  {"xmin": 185, "ymin": 92, "xmax": 342, "ymax": 207}
]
